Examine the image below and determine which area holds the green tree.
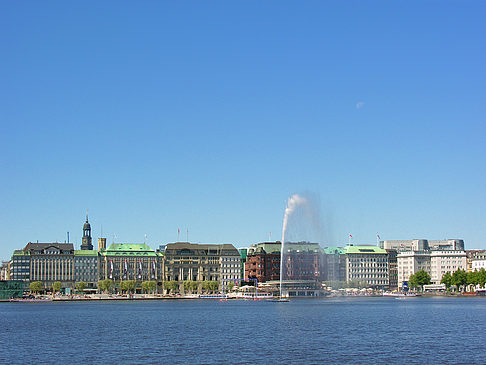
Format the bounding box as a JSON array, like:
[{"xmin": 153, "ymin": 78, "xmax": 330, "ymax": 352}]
[
  {"xmin": 76, "ymin": 281, "xmax": 87, "ymax": 293},
  {"xmin": 29, "ymin": 281, "xmax": 43, "ymax": 294},
  {"xmin": 52, "ymin": 281, "xmax": 62, "ymax": 295},
  {"xmin": 141, "ymin": 281, "xmax": 157, "ymax": 294},
  {"xmin": 227, "ymin": 282, "xmax": 235, "ymax": 291},
  {"xmin": 121, "ymin": 280, "xmax": 136, "ymax": 293},
  {"xmin": 98, "ymin": 279, "xmax": 114, "ymax": 294},
  {"xmin": 183, "ymin": 280, "xmax": 191, "ymax": 294},
  {"xmin": 478, "ymin": 268, "xmax": 486, "ymax": 287},
  {"xmin": 467, "ymin": 271, "xmax": 479, "ymax": 286},
  {"xmin": 202, "ymin": 281, "xmax": 211, "ymax": 293},
  {"xmin": 164, "ymin": 281, "xmax": 179, "ymax": 294},
  {"xmin": 409, "ymin": 270, "xmax": 431, "ymax": 291},
  {"xmin": 190, "ymin": 281, "xmax": 199, "ymax": 293},
  {"xmin": 441, "ymin": 272, "xmax": 452, "ymax": 289},
  {"xmin": 451, "ymin": 269, "xmax": 467, "ymax": 291},
  {"xmin": 209, "ymin": 281, "xmax": 219, "ymax": 293}
]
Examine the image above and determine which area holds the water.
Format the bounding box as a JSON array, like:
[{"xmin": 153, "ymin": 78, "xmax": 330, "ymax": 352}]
[{"xmin": 1, "ymin": 297, "xmax": 485, "ymax": 364}]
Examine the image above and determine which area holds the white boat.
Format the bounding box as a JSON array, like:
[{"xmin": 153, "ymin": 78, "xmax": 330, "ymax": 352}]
[
  {"xmin": 235, "ymin": 292, "xmax": 274, "ymax": 300},
  {"xmin": 383, "ymin": 292, "xmax": 417, "ymax": 297},
  {"xmin": 198, "ymin": 294, "xmax": 228, "ymax": 299}
]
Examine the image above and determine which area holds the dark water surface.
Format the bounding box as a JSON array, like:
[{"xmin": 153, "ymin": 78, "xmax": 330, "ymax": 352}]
[{"xmin": 1, "ymin": 297, "xmax": 485, "ymax": 364}]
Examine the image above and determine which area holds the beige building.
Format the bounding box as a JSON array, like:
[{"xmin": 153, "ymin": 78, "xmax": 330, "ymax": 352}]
[
  {"xmin": 163, "ymin": 242, "xmax": 240, "ymax": 289},
  {"xmin": 397, "ymin": 250, "xmax": 466, "ymax": 286}
]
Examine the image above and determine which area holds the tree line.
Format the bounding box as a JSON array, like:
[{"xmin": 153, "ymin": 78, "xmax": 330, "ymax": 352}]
[{"xmin": 408, "ymin": 268, "xmax": 486, "ymax": 291}]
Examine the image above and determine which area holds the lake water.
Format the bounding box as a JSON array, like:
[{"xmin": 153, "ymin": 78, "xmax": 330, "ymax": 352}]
[{"xmin": 1, "ymin": 297, "xmax": 485, "ymax": 364}]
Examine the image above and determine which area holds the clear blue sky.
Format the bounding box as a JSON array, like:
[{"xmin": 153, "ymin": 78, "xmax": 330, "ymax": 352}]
[{"xmin": 1, "ymin": 1, "xmax": 485, "ymax": 259}]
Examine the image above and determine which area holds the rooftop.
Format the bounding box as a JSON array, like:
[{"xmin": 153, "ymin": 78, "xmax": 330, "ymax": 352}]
[{"xmin": 344, "ymin": 245, "xmax": 387, "ymax": 254}]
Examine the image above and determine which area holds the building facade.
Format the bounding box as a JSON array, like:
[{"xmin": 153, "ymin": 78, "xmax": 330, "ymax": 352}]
[
  {"xmin": 163, "ymin": 242, "xmax": 239, "ymax": 286},
  {"xmin": 99, "ymin": 243, "xmax": 163, "ymax": 283},
  {"xmin": 74, "ymin": 250, "xmax": 99, "ymax": 289},
  {"xmin": 25, "ymin": 242, "xmax": 75, "ymax": 287},
  {"xmin": 345, "ymin": 245, "xmax": 389, "ymax": 288},
  {"xmin": 397, "ymin": 249, "xmax": 466, "ymax": 286}
]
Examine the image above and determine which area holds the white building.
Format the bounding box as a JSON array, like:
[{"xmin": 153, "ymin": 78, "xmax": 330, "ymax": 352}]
[
  {"xmin": 381, "ymin": 239, "xmax": 464, "ymax": 252},
  {"xmin": 220, "ymin": 254, "xmax": 241, "ymax": 292},
  {"xmin": 345, "ymin": 245, "xmax": 389, "ymax": 288},
  {"xmin": 397, "ymin": 249, "xmax": 466, "ymax": 286}
]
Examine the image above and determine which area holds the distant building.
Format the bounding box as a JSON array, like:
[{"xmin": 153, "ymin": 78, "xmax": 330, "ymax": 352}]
[
  {"xmin": 244, "ymin": 241, "xmax": 325, "ymax": 283},
  {"xmin": 245, "ymin": 243, "xmax": 280, "ymax": 283},
  {"xmin": 381, "ymin": 239, "xmax": 464, "ymax": 252},
  {"xmin": 344, "ymin": 245, "xmax": 389, "ymax": 288},
  {"xmin": 469, "ymin": 250, "xmax": 486, "ymax": 271},
  {"xmin": 74, "ymin": 250, "xmax": 99, "ymax": 289},
  {"xmin": 163, "ymin": 242, "xmax": 240, "ymax": 288},
  {"xmin": 98, "ymin": 243, "xmax": 163, "ymax": 283},
  {"xmin": 386, "ymin": 249, "xmax": 398, "ymax": 290},
  {"xmin": 323, "ymin": 247, "xmax": 346, "ymax": 282},
  {"xmin": 24, "ymin": 242, "xmax": 75, "ymax": 287},
  {"xmin": 397, "ymin": 249, "xmax": 466, "ymax": 286},
  {"xmin": 9, "ymin": 250, "xmax": 30, "ymax": 283}
]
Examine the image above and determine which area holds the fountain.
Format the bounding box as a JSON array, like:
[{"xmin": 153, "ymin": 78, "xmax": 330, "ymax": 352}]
[{"xmin": 279, "ymin": 193, "xmax": 323, "ymax": 300}]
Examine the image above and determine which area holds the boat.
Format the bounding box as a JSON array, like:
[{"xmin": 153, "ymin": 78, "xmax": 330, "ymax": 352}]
[
  {"xmin": 383, "ymin": 292, "xmax": 418, "ymax": 297},
  {"xmin": 235, "ymin": 292, "xmax": 274, "ymax": 300},
  {"xmin": 198, "ymin": 294, "xmax": 228, "ymax": 299},
  {"xmin": 9, "ymin": 298, "xmax": 53, "ymax": 303}
]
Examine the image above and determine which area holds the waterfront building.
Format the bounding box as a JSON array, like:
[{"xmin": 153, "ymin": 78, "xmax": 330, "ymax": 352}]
[
  {"xmin": 466, "ymin": 250, "xmax": 486, "ymax": 271},
  {"xmin": 24, "ymin": 242, "xmax": 75, "ymax": 287},
  {"xmin": 163, "ymin": 242, "xmax": 239, "ymax": 286},
  {"xmin": 323, "ymin": 247, "xmax": 346, "ymax": 282},
  {"xmin": 9, "ymin": 250, "xmax": 30, "ymax": 283},
  {"xmin": 238, "ymin": 248, "xmax": 248, "ymax": 280},
  {"xmin": 344, "ymin": 245, "xmax": 389, "ymax": 288},
  {"xmin": 245, "ymin": 241, "xmax": 325, "ymax": 283},
  {"xmin": 245, "ymin": 243, "xmax": 280, "ymax": 283},
  {"xmin": 381, "ymin": 239, "xmax": 464, "ymax": 252},
  {"xmin": 74, "ymin": 250, "xmax": 99, "ymax": 289},
  {"xmin": 397, "ymin": 249, "xmax": 466, "ymax": 287},
  {"xmin": 386, "ymin": 249, "xmax": 398, "ymax": 289},
  {"xmin": 220, "ymin": 250, "xmax": 241, "ymax": 291},
  {"xmin": 98, "ymin": 243, "xmax": 163, "ymax": 284}
]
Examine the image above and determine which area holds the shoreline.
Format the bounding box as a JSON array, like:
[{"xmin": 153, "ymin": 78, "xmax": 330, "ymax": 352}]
[{"xmin": 2, "ymin": 292, "xmax": 485, "ymax": 302}]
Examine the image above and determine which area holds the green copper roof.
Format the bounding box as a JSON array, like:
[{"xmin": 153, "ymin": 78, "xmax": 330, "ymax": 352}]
[
  {"xmin": 324, "ymin": 246, "xmax": 345, "ymax": 255},
  {"xmin": 101, "ymin": 243, "xmax": 159, "ymax": 257},
  {"xmin": 344, "ymin": 245, "xmax": 387, "ymax": 254},
  {"xmin": 13, "ymin": 250, "xmax": 29, "ymax": 256},
  {"xmin": 74, "ymin": 250, "xmax": 99, "ymax": 256}
]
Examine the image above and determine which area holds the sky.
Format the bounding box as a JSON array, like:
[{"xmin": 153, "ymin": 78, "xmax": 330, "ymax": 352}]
[{"xmin": 1, "ymin": 1, "xmax": 485, "ymax": 258}]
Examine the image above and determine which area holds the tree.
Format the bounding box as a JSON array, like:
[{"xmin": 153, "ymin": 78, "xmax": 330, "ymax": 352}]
[
  {"xmin": 441, "ymin": 272, "xmax": 452, "ymax": 289},
  {"xmin": 409, "ymin": 270, "xmax": 431, "ymax": 290},
  {"xmin": 141, "ymin": 281, "xmax": 157, "ymax": 294},
  {"xmin": 190, "ymin": 281, "xmax": 199, "ymax": 293},
  {"xmin": 451, "ymin": 269, "xmax": 467, "ymax": 291},
  {"xmin": 467, "ymin": 271, "xmax": 479, "ymax": 286},
  {"xmin": 209, "ymin": 281, "xmax": 219, "ymax": 293},
  {"xmin": 52, "ymin": 281, "xmax": 62, "ymax": 294},
  {"xmin": 183, "ymin": 281, "xmax": 191, "ymax": 294},
  {"xmin": 98, "ymin": 279, "xmax": 114, "ymax": 294},
  {"xmin": 76, "ymin": 281, "xmax": 87, "ymax": 293},
  {"xmin": 227, "ymin": 282, "xmax": 235, "ymax": 291},
  {"xmin": 29, "ymin": 281, "xmax": 43, "ymax": 294},
  {"xmin": 478, "ymin": 268, "xmax": 486, "ymax": 288},
  {"xmin": 121, "ymin": 280, "xmax": 136, "ymax": 293},
  {"xmin": 164, "ymin": 281, "xmax": 178, "ymax": 294},
  {"xmin": 202, "ymin": 281, "xmax": 211, "ymax": 294}
]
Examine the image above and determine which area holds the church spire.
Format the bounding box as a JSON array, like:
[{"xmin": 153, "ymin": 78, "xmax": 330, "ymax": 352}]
[{"xmin": 81, "ymin": 212, "xmax": 93, "ymax": 250}]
